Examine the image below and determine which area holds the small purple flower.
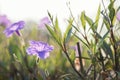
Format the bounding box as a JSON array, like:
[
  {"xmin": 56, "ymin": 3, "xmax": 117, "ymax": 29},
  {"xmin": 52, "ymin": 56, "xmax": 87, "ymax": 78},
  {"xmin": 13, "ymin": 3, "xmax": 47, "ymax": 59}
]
[
  {"xmin": 26, "ymin": 40, "xmax": 54, "ymax": 59},
  {"xmin": 3, "ymin": 21, "xmax": 25, "ymax": 37},
  {"xmin": 116, "ymin": 12, "xmax": 120, "ymax": 21},
  {"xmin": 0, "ymin": 15, "xmax": 11, "ymax": 27},
  {"xmin": 39, "ymin": 17, "xmax": 51, "ymax": 28}
]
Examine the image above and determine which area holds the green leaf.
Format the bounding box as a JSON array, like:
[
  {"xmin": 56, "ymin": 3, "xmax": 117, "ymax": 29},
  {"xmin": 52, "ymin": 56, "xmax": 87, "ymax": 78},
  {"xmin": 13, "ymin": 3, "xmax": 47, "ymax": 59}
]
[
  {"xmin": 95, "ymin": 5, "xmax": 101, "ymax": 22},
  {"xmin": 108, "ymin": 1, "xmax": 114, "ymax": 10},
  {"xmin": 47, "ymin": 11, "xmax": 53, "ymax": 21},
  {"xmin": 63, "ymin": 19, "xmax": 73, "ymax": 43},
  {"xmin": 104, "ymin": 59, "xmax": 113, "ymax": 70},
  {"xmin": 103, "ymin": 18, "xmax": 110, "ymax": 30},
  {"xmin": 95, "ymin": 5, "xmax": 101, "ymax": 28},
  {"xmin": 54, "ymin": 17, "xmax": 62, "ymax": 38},
  {"xmin": 48, "ymin": 11, "xmax": 52, "ymax": 19},
  {"xmin": 102, "ymin": 42, "xmax": 113, "ymax": 61},
  {"xmin": 46, "ymin": 25, "xmax": 62, "ymax": 46},
  {"xmin": 94, "ymin": 31, "xmax": 102, "ymax": 39},
  {"xmin": 87, "ymin": 50, "xmax": 93, "ymax": 59},
  {"xmin": 66, "ymin": 27, "xmax": 72, "ymax": 43},
  {"xmin": 110, "ymin": 0, "xmax": 114, "ymax": 2},
  {"xmin": 90, "ymin": 39, "xmax": 97, "ymax": 54},
  {"xmin": 95, "ymin": 30, "xmax": 113, "ymax": 60},
  {"xmin": 108, "ymin": 1, "xmax": 115, "ymax": 23},
  {"xmin": 85, "ymin": 14, "xmax": 94, "ymax": 31},
  {"xmin": 97, "ymin": 30, "xmax": 110, "ymax": 48},
  {"xmin": 101, "ymin": 11, "xmax": 111, "ymax": 30},
  {"xmin": 109, "ymin": 8, "xmax": 115, "ymax": 23},
  {"xmin": 85, "ymin": 5, "xmax": 101, "ymax": 32},
  {"xmin": 85, "ymin": 14, "xmax": 93, "ymax": 27},
  {"xmin": 72, "ymin": 24, "xmax": 82, "ymax": 34},
  {"xmin": 80, "ymin": 11, "xmax": 86, "ymax": 30},
  {"xmin": 28, "ymin": 56, "xmax": 36, "ymax": 67},
  {"xmin": 73, "ymin": 34, "xmax": 89, "ymax": 48}
]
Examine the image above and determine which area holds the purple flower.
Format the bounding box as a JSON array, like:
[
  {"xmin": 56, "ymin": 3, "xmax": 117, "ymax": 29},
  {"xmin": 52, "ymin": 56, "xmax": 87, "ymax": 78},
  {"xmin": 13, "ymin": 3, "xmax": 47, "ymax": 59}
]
[
  {"xmin": 26, "ymin": 40, "xmax": 54, "ymax": 59},
  {"xmin": 39, "ymin": 17, "xmax": 51, "ymax": 28},
  {"xmin": 3, "ymin": 21, "xmax": 25, "ymax": 37},
  {"xmin": 0, "ymin": 15, "xmax": 11, "ymax": 27},
  {"xmin": 116, "ymin": 12, "xmax": 120, "ymax": 21}
]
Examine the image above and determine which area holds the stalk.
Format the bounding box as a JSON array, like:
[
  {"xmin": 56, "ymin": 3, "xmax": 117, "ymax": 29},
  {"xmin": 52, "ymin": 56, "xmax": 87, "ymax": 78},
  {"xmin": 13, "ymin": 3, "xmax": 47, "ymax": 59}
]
[
  {"xmin": 62, "ymin": 44, "xmax": 85, "ymax": 79},
  {"xmin": 110, "ymin": 25, "xmax": 119, "ymax": 71}
]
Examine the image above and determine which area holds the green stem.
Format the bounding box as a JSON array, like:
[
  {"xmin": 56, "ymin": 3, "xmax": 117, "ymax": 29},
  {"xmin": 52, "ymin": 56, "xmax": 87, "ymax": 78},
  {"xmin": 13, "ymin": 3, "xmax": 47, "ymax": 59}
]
[
  {"xmin": 62, "ymin": 44, "xmax": 85, "ymax": 79},
  {"xmin": 93, "ymin": 63, "xmax": 96, "ymax": 80},
  {"xmin": 110, "ymin": 25, "xmax": 119, "ymax": 71},
  {"xmin": 99, "ymin": 48, "xmax": 105, "ymax": 71},
  {"xmin": 77, "ymin": 42, "xmax": 85, "ymax": 74}
]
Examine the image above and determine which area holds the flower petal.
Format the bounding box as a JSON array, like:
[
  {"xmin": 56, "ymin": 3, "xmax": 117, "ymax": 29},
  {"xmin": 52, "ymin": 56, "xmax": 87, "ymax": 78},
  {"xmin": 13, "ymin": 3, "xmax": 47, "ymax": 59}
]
[
  {"xmin": 4, "ymin": 30, "xmax": 14, "ymax": 37},
  {"xmin": 9, "ymin": 21, "xmax": 25, "ymax": 31},
  {"xmin": 26, "ymin": 40, "xmax": 54, "ymax": 59},
  {"xmin": 116, "ymin": 12, "xmax": 120, "ymax": 21},
  {"xmin": 38, "ymin": 51, "xmax": 50, "ymax": 59},
  {"xmin": 39, "ymin": 17, "xmax": 51, "ymax": 27},
  {"xmin": 3, "ymin": 20, "xmax": 25, "ymax": 37},
  {"xmin": 0, "ymin": 15, "xmax": 11, "ymax": 27},
  {"xmin": 26, "ymin": 47, "xmax": 38, "ymax": 55}
]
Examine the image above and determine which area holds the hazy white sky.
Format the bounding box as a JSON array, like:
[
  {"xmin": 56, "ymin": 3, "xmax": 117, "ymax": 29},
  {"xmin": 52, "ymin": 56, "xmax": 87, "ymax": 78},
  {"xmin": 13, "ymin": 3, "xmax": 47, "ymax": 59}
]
[
  {"xmin": 0, "ymin": 0, "xmax": 100, "ymax": 20},
  {"xmin": 0, "ymin": 0, "xmax": 113, "ymax": 30}
]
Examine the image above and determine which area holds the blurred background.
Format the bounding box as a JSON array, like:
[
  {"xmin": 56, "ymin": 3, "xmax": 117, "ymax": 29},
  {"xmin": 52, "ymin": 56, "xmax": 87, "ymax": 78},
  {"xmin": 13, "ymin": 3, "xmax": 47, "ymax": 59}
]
[
  {"xmin": 0, "ymin": 0, "xmax": 101, "ymax": 32},
  {"xmin": 0, "ymin": 0, "xmax": 120, "ymax": 80}
]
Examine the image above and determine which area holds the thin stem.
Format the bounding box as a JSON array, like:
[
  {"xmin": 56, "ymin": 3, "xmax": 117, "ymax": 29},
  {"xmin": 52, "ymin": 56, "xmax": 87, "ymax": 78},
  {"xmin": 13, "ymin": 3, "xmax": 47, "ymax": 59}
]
[
  {"xmin": 62, "ymin": 44, "xmax": 85, "ymax": 79},
  {"xmin": 101, "ymin": 0, "xmax": 111, "ymax": 25},
  {"xmin": 110, "ymin": 25, "xmax": 119, "ymax": 71},
  {"xmin": 86, "ymin": 64, "xmax": 93, "ymax": 75},
  {"xmin": 93, "ymin": 63, "xmax": 96, "ymax": 80},
  {"xmin": 67, "ymin": 2, "xmax": 79, "ymax": 27},
  {"xmin": 99, "ymin": 48, "xmax": 105, "ymax": 71},
  {"xmin": 77, "ymin": 42, "xmax": 85, "ymax": 74},
  {"xmin": 84, "ymin": 35, "xmax": 90, "ymax": 46}
]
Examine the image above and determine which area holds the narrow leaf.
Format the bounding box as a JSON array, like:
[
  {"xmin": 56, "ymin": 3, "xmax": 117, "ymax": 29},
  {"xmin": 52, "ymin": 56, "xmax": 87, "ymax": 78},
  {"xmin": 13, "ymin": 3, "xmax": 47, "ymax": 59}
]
[
  {"xmin": 46, "ymin": 25, "xmax": 62, "ymax": 46},
  {"xmin": 80, "ymin": 11, "xmax": 86, "ymax": 30},
  {"xmin": 85, "ymin": 14, "xmax": 94, "ymax": 31},
  {"xmin": 47, "ymin": 11, "xmax": 53, "ymax": 21},
  {"xmin": 101, "ymin": 11, "xmax": 110, "ymax": 30},
  {"xmin": 95, "ymin": 5, "xmax": 101, "ymax": 28},
  {"xmin": 63, "ymin": 19, "xmax": 73, "ymax": 43},
  {"xmin": 85, "ymin": 14, "xmax": 93, "ymax": 27},
  {"xmin": 102, "ymin": 42, "xmax": 113, "ymax": 61},
  {"xmin": 73, "ymin": 34, "xmax": 89, "ymax": 48},
  {"xmin": 103, "ymin": 19, "xmax": 110, "ymax": 30},
  {"xmin": 54, "ymin": 17, "xmax": 62, "ymax": 38},
  {"xmin": 108, "ymin": 1, "xmax": 115, "ymax": 23},
  {"xmin": 95, "ymin": 5, "xmax": 101, "ymax": 23},
  {"xmin": 109, "ymin": 8, "xmax": 115, "ymax": 23},
  {"xmin": 97, "ymin": 30, "xmax": 110, "ymax": 48},
  {"xmin": 65, "ymin": 27, "xmax": 72, "ymax": 43}
]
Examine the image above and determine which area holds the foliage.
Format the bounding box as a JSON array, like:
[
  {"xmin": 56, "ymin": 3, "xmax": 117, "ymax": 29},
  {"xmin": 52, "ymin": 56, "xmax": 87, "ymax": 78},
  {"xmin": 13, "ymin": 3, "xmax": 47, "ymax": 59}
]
[{"xmin": 0, "ymin": 0, "xmax": 120, "ymax": 80}]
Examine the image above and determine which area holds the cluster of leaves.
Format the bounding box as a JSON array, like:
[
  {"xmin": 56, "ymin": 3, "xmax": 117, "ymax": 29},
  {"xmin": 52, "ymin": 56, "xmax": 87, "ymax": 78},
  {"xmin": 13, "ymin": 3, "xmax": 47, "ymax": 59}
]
[
  {"xmin": 0, "ymin": 0, "xmax": 120, "ymax": 80},
  {"xmin": 46, "ymin": 0, "xmax": 120, "ymax": 80}
]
